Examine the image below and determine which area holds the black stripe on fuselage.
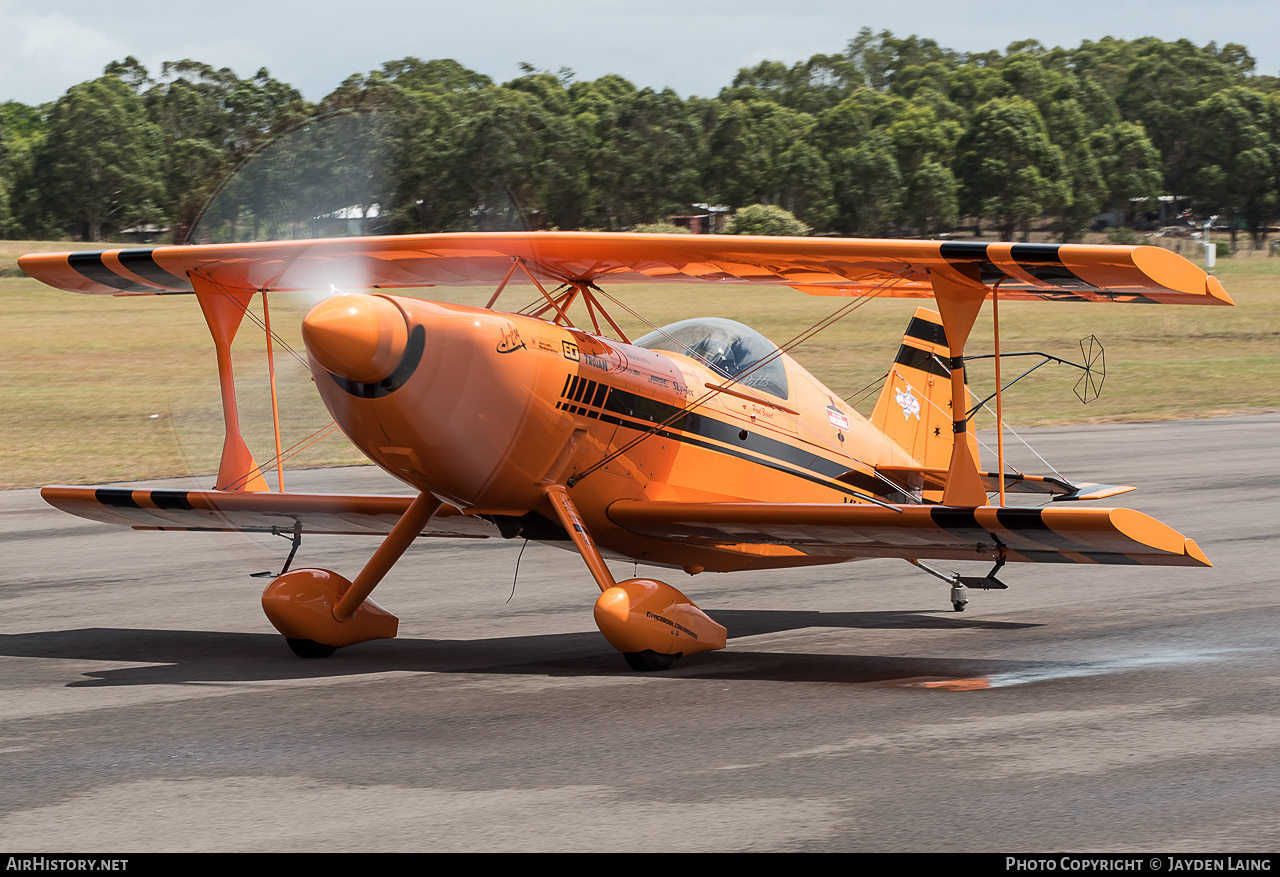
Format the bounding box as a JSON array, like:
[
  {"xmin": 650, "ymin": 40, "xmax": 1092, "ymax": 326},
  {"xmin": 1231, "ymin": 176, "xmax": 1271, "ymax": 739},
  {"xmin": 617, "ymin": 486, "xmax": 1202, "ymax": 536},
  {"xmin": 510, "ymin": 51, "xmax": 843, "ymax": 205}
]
[
  {"xmin": 116, "ymin": 249, "xmax": 194, "ymax": 291},
  {"xmin": 596, "ymin": 387, "xmax": 888, "ymax": 499},
  {"xmin": 558, "ymin": 374, "xmax": 890, "ymax": 500},
  {"xmin": 68, "ymin": 253, "xmax": 158, "ymax": 294}
]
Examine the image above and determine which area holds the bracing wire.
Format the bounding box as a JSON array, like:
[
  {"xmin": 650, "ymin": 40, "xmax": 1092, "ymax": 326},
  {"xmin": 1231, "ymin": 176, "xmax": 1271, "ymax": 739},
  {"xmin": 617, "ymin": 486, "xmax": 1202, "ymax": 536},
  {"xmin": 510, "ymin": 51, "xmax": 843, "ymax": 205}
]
[{"xmin": 507, "ymin": 539, "xmax": 529, "ymax": 604}]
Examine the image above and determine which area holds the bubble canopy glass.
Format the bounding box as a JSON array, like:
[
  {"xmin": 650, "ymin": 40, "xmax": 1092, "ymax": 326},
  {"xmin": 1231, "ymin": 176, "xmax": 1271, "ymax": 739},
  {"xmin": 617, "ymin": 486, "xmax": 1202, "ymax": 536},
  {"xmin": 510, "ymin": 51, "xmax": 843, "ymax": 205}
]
[{"xmin": 635, "ymin": 317, "xmax": 790, "ymax": 400}]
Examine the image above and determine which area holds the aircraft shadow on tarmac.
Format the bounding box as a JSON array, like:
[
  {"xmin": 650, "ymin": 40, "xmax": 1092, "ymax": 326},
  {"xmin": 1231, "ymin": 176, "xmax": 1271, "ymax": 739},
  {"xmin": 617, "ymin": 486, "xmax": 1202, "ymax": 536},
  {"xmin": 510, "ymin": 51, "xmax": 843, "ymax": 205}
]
[{"xmin": 1, "ymin": 609, "xmax": 1041, "ymax": 688}]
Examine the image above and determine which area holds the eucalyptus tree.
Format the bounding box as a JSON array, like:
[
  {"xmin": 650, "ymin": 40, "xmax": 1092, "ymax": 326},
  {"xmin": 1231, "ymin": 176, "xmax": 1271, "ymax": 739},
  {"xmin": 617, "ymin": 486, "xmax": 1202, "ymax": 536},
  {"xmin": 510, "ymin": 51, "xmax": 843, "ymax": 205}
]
[
  {"xmin": 1089, "ymin": 121, "xmax": 1164, "ymax": 225},
  {"xmin": 34, "ymin": 76, "xmax": 165, "ymax": 241},
  {"xmin": 1185, "ymin": 87, "xmax": 1280, "ymax": 245},
  {"xmin": 1113, "ymin": 38, "xmax": 1254, "ymax": 194},
  {"xmin": 576, "ymin": 79, "xmax": 704, "ymax": 228},
  {"xmin": 953, "ymin": 97, "xmax": 1068, "ymax": 239},
  {"xmin": 705, "ymin": 99, "xmax": 832, "ymax": 227}
]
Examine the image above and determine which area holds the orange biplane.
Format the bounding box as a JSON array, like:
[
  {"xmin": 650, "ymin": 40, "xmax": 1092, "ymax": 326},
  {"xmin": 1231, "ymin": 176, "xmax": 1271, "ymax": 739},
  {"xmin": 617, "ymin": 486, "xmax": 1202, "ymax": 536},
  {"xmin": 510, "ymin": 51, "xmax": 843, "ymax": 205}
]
[{"xmin": 20, "ymin": 233, "xmax": 1232, "ymax": 669}]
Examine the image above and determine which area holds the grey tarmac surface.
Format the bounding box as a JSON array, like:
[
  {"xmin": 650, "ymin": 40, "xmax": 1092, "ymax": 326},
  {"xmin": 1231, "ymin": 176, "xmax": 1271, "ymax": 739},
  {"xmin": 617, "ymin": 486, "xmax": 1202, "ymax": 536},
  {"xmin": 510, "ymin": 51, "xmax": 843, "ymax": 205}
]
[{"xmin": 1, "ymin": 414, "xmax": 1278, "ymax": 852}]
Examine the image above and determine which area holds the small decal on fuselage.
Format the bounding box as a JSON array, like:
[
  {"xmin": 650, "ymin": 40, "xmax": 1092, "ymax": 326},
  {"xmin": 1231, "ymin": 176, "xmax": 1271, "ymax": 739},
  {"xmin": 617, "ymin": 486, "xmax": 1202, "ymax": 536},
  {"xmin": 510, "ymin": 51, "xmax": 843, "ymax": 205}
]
[
  {"xmin": 562, "ymin": 341, "xmax": 580, "ymax": 362},
  {"xmin": 496, "ymin": 324, "xmax": 526, "ymax": 354}
]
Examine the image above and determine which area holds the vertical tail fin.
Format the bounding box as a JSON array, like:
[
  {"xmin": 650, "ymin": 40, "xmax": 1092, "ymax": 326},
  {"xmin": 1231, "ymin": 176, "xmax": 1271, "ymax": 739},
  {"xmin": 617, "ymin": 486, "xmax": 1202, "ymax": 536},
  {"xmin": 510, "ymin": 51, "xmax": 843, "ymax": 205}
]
[{"xmin": 871, "ymin": 307, "xmax": 980, "ymax": 492}]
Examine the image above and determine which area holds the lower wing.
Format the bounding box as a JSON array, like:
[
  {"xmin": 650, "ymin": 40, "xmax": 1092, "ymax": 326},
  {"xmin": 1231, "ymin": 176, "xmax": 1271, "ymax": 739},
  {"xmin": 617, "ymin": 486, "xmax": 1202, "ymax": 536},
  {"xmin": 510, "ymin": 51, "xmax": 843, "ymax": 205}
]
[
  {"xmin": 607, "ymin": 501, "xmax": 1209, "ymax": 567},
  {"xmin": 41, "ymin": 486, "xmax": 496, "ymax": 538}
]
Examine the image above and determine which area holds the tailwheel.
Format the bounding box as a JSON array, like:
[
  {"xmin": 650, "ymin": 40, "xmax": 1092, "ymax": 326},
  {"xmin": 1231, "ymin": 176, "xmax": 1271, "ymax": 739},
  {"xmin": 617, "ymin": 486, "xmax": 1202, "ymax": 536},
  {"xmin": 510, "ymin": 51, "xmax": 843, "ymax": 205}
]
[
  {"xmin": 285, "ymin": 637, "xmax": 338, "ymax": 659},
  {"xmin": 624, "ymin": 649, "xmax": 682, "ymax": 672}
]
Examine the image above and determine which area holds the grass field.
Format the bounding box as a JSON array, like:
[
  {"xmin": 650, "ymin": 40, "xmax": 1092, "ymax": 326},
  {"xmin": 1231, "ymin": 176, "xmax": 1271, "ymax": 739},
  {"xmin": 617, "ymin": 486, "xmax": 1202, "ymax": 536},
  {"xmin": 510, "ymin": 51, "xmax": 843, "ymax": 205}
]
[{"xmin": 2, "ymin": 239, "xmax": 1277, "ymax": 488}]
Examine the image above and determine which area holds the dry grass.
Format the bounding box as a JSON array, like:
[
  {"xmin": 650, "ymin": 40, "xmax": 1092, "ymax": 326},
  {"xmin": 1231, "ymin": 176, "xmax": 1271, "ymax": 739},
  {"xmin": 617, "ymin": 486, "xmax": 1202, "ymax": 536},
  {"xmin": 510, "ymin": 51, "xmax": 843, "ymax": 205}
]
[{"xmin": 2, "ymin": 241, "xmax": 1276, "ymax": 488}]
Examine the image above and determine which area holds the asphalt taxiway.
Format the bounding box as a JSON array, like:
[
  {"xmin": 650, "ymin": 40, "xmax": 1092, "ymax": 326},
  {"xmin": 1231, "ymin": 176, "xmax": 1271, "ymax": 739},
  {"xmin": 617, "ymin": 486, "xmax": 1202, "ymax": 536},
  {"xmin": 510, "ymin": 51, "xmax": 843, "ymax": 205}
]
[{"xmin": 2, "ymin": 415, "xmax": 1278, "ymax": 851}]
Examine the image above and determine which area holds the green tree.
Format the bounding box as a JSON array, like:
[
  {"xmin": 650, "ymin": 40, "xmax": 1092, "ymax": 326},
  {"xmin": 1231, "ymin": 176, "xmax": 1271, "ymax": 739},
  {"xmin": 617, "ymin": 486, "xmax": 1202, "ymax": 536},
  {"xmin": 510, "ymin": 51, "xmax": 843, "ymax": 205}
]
[
  {"xmin": 579, "ymin": 83, "xmax": 703, "ymax": 229},
  {"xmin": 724, "ymin": 203, "xmax": 810, "ymax": 235},
  {"xmin": 1089, "ymin": 121, "xmax": 1164, "ymax": 225},
  {"xmin": 1113, "ymin": 38, "xmax": 1251, "ymax": 193},
  {"xmin": 1186, "ymin": 87, "xmax": 1280, "ymax": 245},
  {"xmin": 903, "ymin": 159, "xmax": 958, "ymax": 235},
  {"xmin": 0, "ymin": 118, "xmax": 12, "ymax": 236},
  {"xmin": 827, "ymin": 134, "xmax": 904, "ymax": 236},
  {"xmin": 34, "ymin": 76, "xmax": 165, "ymax": 241},
  {"xmin": 0, "ymin": 101, "xmax": 49, "ymax": 238},
  {"xmin": 954, "ymin": 97, "xmax": 1068, "ymax": 239},
  {"xmin": 705, "ymin": 100, "xmax": 830, "ymax": 227}
]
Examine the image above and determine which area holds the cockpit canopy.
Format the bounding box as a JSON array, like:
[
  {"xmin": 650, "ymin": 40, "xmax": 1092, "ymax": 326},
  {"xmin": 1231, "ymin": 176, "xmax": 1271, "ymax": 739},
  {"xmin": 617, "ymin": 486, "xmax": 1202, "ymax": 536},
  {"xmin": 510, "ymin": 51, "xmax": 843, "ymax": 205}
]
[{"xmin": 635, "ymin": 317, "xmax": 790, "ymax": 400}]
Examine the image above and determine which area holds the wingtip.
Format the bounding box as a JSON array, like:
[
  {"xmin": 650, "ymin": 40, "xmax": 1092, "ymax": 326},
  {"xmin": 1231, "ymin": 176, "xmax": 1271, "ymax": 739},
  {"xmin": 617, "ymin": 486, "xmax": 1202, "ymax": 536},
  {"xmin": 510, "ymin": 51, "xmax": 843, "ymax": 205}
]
[
  {"xmin": 1184, "ymin": 537, "xmax": 1212, "ymax": 567},
  {"xmin": 1205, "ymin": 274, "xmax": 1235, "ymax": 306}
]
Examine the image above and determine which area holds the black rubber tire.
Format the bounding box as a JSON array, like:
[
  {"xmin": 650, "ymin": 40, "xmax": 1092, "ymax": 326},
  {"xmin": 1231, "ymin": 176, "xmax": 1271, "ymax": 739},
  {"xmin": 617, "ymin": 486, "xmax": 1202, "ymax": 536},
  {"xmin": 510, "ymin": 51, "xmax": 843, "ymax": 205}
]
[
  {"xmin": 623, "ymin": 649, "xmax": 681, "ymax": 671},
  {"xmin": 286, "ymin": 637, "xmax": 338, "ymax": 658},
  {"xmin": 952, "ymin": 601, "xmax": 966, "ymax": 612}
]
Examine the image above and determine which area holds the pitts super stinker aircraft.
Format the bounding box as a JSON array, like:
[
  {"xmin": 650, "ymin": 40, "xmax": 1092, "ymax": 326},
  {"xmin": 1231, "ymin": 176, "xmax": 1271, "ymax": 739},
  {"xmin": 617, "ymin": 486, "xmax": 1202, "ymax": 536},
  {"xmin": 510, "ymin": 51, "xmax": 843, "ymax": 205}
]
[{"xmin": 20, "ymin": 233, "xmax": 1232, "ymax": 670}]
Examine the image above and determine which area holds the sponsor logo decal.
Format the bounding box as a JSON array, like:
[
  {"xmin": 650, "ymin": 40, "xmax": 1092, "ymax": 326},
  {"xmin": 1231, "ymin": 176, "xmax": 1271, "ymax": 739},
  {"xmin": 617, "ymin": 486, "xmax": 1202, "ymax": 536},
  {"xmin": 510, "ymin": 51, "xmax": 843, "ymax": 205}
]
[
  {"xmin": 895, "ymin": 386, "xmax": 921, "ymax": 420},
  {"xmin": 496, "ymin": 324, "xmax": 526, "ymax": 354},
  {"xmin": 562, "ymin": 340, "xmax": 580, "ymax": 362},
  {"xmin": 826, "ymin": 405, "xmax": 849, "ymax": 431},
  {"xmin": 646, "ymin": 610, "xmax": 698, "ymax": 640}
]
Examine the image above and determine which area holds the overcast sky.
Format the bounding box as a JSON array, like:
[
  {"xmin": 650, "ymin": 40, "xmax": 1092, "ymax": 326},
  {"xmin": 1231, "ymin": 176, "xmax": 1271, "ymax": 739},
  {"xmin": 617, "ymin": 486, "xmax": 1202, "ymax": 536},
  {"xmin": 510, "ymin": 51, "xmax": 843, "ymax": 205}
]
[{"xmin": 4, "ymin": 0, "xmax": 1279, "ymax": 106}]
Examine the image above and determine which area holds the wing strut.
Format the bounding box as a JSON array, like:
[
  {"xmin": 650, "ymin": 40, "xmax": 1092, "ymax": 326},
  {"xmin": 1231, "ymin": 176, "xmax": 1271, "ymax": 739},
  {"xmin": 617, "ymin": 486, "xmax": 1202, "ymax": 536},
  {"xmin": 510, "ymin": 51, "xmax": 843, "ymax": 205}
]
[
  {"xmin": 260, "ymin": 290, "xmax": 286, "ymax": 492},
  {"xmin": 543, "ymin": 484, "xmax": 726, "ymax": 668},
  {"xmin": 191, "ymin": 272, "xmax": 270, "ymax": 492},
  {"xmin": 259, "ymin": 491, "xmax": 444, "ymax": 651}
]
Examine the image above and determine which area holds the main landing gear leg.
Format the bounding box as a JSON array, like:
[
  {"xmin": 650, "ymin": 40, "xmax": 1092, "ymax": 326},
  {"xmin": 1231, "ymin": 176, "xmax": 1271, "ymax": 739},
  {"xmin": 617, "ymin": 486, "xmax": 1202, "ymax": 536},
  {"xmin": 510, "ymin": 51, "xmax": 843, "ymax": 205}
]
[
  {"xmin": 261, "ymin": 492, "xmax": 442, "ymax": 657},
  {"xmin": 543, "ymin": 485, "xmax": 726, "ymax": 671}
]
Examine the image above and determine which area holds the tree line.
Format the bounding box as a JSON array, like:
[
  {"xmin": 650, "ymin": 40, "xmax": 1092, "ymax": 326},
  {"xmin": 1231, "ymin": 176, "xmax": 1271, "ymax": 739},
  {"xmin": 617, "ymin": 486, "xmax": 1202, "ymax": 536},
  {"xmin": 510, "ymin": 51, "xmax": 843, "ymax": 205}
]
[{"xmin": 2, "ymin": 30, "xmax": 1279, "ymax": 245}]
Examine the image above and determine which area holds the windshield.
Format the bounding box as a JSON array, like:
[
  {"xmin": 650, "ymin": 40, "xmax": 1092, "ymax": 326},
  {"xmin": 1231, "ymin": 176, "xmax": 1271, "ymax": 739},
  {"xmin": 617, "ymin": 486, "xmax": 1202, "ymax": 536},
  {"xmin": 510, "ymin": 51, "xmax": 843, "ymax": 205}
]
[{"xmin": 634, "ymin": 317, "xmax": 789, "ymax": 400}]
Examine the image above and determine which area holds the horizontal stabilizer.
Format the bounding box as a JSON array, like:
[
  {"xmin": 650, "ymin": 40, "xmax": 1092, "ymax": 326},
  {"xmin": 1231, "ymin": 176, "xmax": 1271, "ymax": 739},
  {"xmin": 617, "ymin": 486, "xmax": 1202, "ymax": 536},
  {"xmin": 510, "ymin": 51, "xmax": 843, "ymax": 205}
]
[
  {"xmin": 607, "ymin": 500, "xmax": 1209, "ymax": 567},
  {"xmin": 41, "ymin": 486, "xmax": 495, "ymax": 539},
  {"xmin": 875, "ymin": 466, "xmax": 1136, "ymax": 501}
]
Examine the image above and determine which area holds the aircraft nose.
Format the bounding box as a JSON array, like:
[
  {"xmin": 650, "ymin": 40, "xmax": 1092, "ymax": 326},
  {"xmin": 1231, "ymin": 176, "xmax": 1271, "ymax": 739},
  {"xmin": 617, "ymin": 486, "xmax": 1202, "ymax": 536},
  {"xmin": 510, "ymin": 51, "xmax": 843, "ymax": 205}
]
[{"xmin": 302, "ymin": 294, "xmax": 409, "ymax": 383}]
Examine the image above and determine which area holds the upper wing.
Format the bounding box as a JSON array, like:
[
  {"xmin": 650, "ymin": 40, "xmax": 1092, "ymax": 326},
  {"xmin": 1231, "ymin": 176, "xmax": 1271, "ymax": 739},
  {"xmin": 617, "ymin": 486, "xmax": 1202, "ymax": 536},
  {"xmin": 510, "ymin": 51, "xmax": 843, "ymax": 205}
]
[
  {"xmin": 19, "ymin": 233, "xmax": 1232, "ymax": 306},
  {"xmin": 607, "ymin": 500, "xmax": 1210, "ymax": 567},
  {"xmin": 41, "ymin": 486, "xmax": 496, "ymax": 538}
]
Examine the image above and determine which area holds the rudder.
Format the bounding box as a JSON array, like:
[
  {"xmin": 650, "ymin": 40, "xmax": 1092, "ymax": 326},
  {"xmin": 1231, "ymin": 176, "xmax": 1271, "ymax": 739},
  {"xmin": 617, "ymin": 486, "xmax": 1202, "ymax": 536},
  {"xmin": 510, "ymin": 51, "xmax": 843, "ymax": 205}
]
[{"xmin": 870, "ymin": 307, "xmax": 980, "ymax": 478}]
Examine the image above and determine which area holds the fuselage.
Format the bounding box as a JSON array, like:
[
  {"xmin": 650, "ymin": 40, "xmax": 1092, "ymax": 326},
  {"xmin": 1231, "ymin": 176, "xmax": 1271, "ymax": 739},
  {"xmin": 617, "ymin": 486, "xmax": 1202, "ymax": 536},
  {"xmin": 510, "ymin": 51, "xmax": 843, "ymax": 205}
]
[{"xmin": 303, "ymin": 293, "xmax": 918, "ymax": 572}]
